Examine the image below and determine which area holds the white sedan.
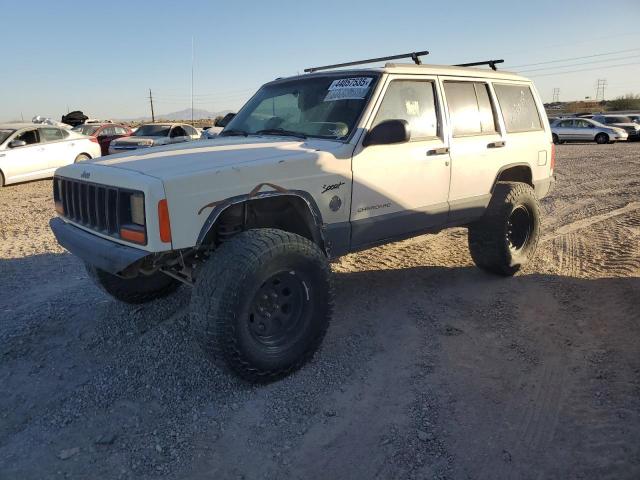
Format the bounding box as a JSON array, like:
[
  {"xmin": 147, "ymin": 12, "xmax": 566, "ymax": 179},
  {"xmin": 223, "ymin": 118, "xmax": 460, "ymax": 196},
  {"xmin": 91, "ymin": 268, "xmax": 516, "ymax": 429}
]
[{"xmin": 0, "ymin": 123, "xmax": 102, "ymax": 187}]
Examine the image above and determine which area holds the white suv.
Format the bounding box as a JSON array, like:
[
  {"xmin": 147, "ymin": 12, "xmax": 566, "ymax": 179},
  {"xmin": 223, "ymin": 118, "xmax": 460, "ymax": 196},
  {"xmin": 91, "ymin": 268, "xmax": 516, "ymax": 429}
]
[{"xmin": 50, "ymin": 56, "xmax": 554, "ymax": 382}]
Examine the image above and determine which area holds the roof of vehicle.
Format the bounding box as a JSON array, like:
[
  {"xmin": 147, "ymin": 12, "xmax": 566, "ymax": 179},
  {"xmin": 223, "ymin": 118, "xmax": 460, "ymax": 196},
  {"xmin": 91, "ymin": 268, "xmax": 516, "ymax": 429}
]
[
  {"xmin": 0, "ymin": 123, "xmax": 65, "ymax": 130},
  {"xmin": 270, "ymin": 63, "xmax": 529, "ymax": 85}
]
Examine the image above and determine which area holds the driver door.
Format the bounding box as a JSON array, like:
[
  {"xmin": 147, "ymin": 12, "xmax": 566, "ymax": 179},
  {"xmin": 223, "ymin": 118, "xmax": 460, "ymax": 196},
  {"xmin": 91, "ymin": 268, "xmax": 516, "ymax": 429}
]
[
  {"xmin": 2, "ymin": 128, "xmax": 48, "ymax": 182},
  {"xmin": 350, "ymin": 76, "xmax": 451, "ymax": 248}
]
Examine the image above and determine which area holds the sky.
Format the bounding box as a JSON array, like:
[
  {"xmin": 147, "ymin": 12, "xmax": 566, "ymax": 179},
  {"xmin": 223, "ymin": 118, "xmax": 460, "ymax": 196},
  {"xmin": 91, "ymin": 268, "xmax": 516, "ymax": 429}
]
[{"xmin": 1, "ymin": 0, "xmax": 639, "ymax": 122}]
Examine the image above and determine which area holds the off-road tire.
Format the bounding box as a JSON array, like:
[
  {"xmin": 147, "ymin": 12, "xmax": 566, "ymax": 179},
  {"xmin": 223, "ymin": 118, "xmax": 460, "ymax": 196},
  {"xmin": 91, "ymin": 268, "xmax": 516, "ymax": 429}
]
[
  {"xmin": 75, "ymin": 153, "xmax": 91, "ymax": 163},
  {"xmin": 191, "ymin": 229, "xmax": 333, "ymax": 383},
  {"xmin": 468, "ymin": 181, "xmax": 541, "ymax": 276},
  {"xmin": 85, "ymin": 263, "xmax": 181, "ymax": 304},
  {"xmin": 595, "ymin": 133, "xmax": 609, "ymax": 144}
]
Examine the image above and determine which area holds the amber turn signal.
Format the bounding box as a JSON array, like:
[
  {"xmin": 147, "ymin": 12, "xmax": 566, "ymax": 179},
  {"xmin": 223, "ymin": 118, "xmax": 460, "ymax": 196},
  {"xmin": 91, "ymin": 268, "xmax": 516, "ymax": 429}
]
[
  {"xmin": 120, "ymin": 225, "xmax": 146, "ymax": 245},
  {"xmin": 158, "ymin": 199, "xmax": 172, "ymax": 243}
]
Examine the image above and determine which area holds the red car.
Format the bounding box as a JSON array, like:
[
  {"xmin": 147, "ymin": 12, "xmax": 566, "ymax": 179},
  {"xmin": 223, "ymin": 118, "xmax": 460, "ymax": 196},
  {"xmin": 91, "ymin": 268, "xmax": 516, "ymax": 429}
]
[{"xmin": 72, "ymin": 123, "xmax": 132, "ymax": 156}]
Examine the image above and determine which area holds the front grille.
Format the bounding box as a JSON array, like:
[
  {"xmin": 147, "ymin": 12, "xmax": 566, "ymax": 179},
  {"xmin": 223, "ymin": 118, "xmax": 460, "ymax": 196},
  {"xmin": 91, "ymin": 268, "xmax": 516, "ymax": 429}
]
[{"xmin": 53, "ymin": 177, "xmax": 145, "ymax": 242}]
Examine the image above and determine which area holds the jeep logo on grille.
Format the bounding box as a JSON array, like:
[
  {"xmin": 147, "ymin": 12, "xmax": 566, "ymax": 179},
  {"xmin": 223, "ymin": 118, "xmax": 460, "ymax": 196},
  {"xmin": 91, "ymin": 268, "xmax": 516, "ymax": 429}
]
[{"xmin": 80, "ymin": 171, "xmax": 91, "ymax": 179}]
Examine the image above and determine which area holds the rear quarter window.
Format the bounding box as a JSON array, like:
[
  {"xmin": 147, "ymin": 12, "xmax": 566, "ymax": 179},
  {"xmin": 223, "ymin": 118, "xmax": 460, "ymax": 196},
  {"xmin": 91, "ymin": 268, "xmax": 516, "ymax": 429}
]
[{"xmin": 493, "ymin": 84, "xmax": 543, "ymax": 133}]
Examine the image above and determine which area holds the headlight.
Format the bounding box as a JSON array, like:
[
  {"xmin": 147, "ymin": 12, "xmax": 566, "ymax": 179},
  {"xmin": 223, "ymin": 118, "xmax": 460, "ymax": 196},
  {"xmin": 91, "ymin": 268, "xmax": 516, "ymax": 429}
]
[
  {"xmin": 137, "ymin": 139, "xmax": 154, "ymax": 146},
  {"xmin": 130, "ymin": 193, "xmax": 145, "ymax": 226}
]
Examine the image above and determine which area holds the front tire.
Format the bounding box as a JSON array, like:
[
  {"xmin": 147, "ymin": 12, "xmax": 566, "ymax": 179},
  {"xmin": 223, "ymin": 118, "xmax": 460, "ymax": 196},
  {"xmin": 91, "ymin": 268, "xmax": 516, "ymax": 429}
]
[
  {"xmin": 468, "ymin": 182, "xmax": 541, "ymax": 276},
  {"xmin": 595, "ymin": 133, "xmax": 609, "ymax": 144},
  {"xmin": 86, "ymin": 264, "xmax": 181, "ymax": 304},
  {"xmin": 191, "ymin": 229, "xmax": 333, "ymax": 383}
]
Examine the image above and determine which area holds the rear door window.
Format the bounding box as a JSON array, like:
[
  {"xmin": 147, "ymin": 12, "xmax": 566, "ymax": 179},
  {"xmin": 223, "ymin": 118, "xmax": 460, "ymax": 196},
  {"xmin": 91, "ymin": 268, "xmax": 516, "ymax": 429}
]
[
  {"xmin": 493, "ymin": 84, "xmax": 543, "ymax": 133},
  {"xmin": 444, "ymin": 81, "xmax": 497, "ymax": 137},
  {"xmin": 40, "ymin": 127, "xmax": 65, "ymax": 142},
  {"xmin": 373, "ymin": 80, "xmax": 439, "ymax": 139}
]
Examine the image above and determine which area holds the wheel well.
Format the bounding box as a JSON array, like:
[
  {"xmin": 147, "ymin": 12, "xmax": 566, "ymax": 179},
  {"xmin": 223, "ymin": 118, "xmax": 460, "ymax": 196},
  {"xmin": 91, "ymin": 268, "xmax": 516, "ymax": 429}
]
[
  {"xmin": 493, "ymin": 165, "xmax": 533, "ymax": 189},
  {"xmin": 204, "ymin": 195, "xmax": 324, "ymax": 251}
]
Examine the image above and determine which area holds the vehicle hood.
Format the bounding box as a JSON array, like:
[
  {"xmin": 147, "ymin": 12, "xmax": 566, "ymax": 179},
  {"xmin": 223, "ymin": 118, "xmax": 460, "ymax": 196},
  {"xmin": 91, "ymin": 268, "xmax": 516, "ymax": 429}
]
[
  {"xmin": 609, "ymin": 122, "xmax": 639, "ymax": 128},
  {"xmin": 92, "ymin": 136, "xmax": 342, "ymax": 180},
  {"xmin": 112, "ymin": 135, "xmax": 166, "ymax": 144}
]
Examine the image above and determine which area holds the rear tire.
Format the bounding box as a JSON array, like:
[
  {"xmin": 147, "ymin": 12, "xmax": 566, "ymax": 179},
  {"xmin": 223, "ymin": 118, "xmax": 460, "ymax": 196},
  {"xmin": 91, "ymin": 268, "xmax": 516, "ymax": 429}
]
[
  {"xmin": 86, "ymin": 264, "xmax": 181, "ymax": 304},
  {"xmin": 0, "ymin": 171, "xmax": 4, "ymax": 187},
  {"xmin": 191, "ymin": 229, "xmax": 333, "ymax": 383},
  {"xmin": 552, "ymin": 133, "xmax": 559, "ymax": 144},
  {"xmin": 75, "ymin": 153, "xmax": 91, "ymax": 163},
  {"xmin": 595, "ymin": 133, "xmax": 609, "ymax": 144},
  {"xmin": 468, "ymin": 182, "xmax": 541, "ymax": 276}
]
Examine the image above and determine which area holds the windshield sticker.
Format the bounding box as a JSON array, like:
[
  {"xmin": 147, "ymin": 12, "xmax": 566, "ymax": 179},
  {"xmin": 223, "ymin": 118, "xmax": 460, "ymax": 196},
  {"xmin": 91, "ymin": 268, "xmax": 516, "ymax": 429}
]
[{"xmin": 324, "ymin": 77, "xmax": 373, "ymax": 101}]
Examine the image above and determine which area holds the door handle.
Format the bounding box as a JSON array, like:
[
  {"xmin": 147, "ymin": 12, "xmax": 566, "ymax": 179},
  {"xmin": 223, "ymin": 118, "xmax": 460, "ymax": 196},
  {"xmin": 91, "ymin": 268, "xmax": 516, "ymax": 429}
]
[
  {"xmin": 487, "ymin": 141, "xmax": 506, "ymax": 148},
  {"xmin": 427, "ymin": 147, "xmax": 449, "ymax": 156}
]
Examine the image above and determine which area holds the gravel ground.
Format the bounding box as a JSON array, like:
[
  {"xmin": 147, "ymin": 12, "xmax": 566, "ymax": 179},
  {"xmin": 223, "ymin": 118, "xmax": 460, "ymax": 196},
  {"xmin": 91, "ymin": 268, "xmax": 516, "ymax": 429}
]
[{"xmin": 1, "ymin": 142, "xmax": 639, "ymax": 479}]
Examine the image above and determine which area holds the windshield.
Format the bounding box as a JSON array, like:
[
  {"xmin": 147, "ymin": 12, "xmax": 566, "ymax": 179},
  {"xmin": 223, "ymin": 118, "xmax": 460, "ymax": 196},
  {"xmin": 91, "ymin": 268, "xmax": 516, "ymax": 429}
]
[
  {"xmin": 134, "ymin": 125, "xmax": 171, "ymax": 137},
  {"xmin": 72, "ymin": 125, "xmax": 100, "ymax": 136},
  {"xmin": 605, "ymin": 116, "xmax": 632, "ymax": 124},
  {"xmin": 224, "ymin": 74, "xmax": 380, "ymax": 139},
  {"xmin": 0, "ymin": 129, "xmax": 15, "ymax": 144}
]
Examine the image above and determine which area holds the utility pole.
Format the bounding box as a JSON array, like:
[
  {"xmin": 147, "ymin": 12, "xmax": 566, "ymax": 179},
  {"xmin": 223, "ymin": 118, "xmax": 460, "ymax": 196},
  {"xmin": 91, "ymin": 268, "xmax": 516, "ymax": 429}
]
[
  {"xmin": 552, "ymin": 88, "xmax": 560, "ymax": 103},
  {"xmin": 595, "ymin": 79, "xmax": 607, "ymax": 101},
  {"xmin": 149, "ymin": 88, "xmax": 155, "ymax": 122}
]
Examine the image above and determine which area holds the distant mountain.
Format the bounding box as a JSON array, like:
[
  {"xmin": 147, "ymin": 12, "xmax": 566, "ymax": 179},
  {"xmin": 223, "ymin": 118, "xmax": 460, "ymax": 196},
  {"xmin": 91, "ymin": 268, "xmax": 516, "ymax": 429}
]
[{"xmin": 123, "ymin": 108, "xmax": 233, "ymax": 122}]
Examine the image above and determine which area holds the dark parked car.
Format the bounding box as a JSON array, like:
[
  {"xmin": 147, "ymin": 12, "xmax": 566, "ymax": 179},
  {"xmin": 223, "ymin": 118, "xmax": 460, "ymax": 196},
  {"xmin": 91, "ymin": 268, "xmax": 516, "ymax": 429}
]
[{"xmin": 72, "ymin": 123, "xmax": 132, "ymax": 155}]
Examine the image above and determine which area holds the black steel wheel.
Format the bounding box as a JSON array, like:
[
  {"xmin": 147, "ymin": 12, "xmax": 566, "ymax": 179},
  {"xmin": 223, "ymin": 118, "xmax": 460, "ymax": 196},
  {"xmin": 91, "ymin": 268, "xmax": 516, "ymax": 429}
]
[
  {"xmin": 191, "ymin": 229, "xmax": 332, "ymax": 383},
  {"xmin": 468, "ymin": 182, "xmax": 541, "ymax": 276}
]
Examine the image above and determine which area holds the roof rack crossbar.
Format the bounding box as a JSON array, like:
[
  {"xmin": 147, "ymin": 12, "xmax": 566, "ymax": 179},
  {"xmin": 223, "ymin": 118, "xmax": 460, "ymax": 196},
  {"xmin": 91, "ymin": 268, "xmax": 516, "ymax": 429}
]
[
  {"xmin": 454, "ymin": 59, "xmax": 504, "ymax": 71},
  {"xmin": 304, "ymin": 50, "xmax": 429, "ymax": 73}
]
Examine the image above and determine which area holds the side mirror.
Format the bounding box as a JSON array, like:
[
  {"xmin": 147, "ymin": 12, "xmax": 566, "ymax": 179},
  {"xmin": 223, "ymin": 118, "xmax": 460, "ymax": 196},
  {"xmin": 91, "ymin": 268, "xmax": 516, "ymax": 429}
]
[
  {"xmin": 215, "ymin": 113, "xmax": 236, "ymax": 128},
  {"xmin": 8, "ymin": 139, "xmax": 27, "ymax": 148},
  {"xmin": 363, "ymin": 119, "xmax": 410, "ymax": 147}
]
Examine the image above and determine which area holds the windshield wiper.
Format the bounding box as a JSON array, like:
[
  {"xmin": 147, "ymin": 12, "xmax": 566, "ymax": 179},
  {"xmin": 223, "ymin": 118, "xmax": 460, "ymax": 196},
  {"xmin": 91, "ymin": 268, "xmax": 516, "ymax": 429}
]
[
  {"xmin": 220, "ymin": 129, "xmax": 249, "ymax": 137},
  {"xmin": 256, "ymin": 128, "xmax": 307, "ymax": 140}
]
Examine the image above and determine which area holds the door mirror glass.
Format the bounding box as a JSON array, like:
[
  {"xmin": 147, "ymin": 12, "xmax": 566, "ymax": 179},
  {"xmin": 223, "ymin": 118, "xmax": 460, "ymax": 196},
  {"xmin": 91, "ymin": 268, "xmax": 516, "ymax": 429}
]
[
  {"xmin": 363, "ymin": 119, "xmax": 410, "ymax": 147},
  {"xmin": 8, "ymin": 139, "xmax": 27, "ymax": 148}
]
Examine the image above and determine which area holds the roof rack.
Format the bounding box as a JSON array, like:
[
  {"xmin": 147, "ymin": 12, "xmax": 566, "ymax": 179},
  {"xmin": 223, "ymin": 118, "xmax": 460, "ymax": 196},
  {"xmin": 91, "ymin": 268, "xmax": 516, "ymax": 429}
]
[
  {"xmin": 304, "ymin": 50, "xmax": 429, "ymax": 73},
  {"xmin": 454, "ymin": 59, "xmax": 504, "ymax": 71}
]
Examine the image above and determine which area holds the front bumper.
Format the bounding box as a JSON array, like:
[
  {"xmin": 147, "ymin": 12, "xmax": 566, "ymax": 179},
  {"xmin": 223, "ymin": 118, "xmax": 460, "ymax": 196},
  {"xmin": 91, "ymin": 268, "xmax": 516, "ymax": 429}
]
[{"xmin": 50, "ymin": 217, "xmax": 149, "ymax": 274}]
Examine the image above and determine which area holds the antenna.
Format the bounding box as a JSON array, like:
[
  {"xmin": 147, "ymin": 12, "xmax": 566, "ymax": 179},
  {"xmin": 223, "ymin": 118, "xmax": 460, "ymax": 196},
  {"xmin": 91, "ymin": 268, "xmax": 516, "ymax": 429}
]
[
  {"xmin": 454, "ymin": 59, "xmax": 504, "ymax": 71},
  {"xmin": 191, "ymin": 36, "xmax": 194, "ymax": 125},
  {"xmin": 304, "ymin": 50, "xmax": 429, "ymax": 73},
  {"xmin": 149, "ymin": 88, "xmax": 155, "ymax": 122}
]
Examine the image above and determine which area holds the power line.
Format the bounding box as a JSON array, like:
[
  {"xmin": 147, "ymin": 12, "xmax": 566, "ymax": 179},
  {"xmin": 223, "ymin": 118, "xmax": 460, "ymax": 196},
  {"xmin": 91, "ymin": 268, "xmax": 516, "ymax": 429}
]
[
  {"xmin": 517, "ymin": 53, "xmax": 640, "ymax": 74},
  {"xmin": 506, "ymin": 47, "xmax": 640, "ymax": 69},
  {"xmin": 526, "ymin": 61, "xmax": 640, "ymax": 78}
]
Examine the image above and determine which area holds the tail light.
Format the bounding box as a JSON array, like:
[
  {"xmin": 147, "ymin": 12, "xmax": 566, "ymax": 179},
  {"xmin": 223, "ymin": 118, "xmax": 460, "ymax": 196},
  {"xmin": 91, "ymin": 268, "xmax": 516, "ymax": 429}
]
[
  {"xmin": 158, "ymin": 199, "xmax": 172, "ymax": 243},
  {"xmin": 550, "ymin": 143, "xmax": 556, "ymax": 172}
]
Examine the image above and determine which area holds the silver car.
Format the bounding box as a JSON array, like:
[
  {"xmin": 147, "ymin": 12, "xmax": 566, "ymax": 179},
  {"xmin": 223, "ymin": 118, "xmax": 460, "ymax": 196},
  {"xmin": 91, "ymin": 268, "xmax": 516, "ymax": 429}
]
[
  {"xmin": 592, "ymin": 115, "xmax": 640, "ymax": 141},
  {"xmin": 551, "ymin": 118, "xmax": 627, "ymax": 144},
  {"xmin": 109, "ymin": 123, "xmax": 200, "ymax": 154}
]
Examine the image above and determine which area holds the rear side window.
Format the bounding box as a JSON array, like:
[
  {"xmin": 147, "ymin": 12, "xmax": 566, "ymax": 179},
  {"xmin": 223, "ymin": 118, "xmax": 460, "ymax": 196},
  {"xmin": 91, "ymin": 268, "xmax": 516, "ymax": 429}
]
[
  {"xmin": 373, "ymin": 80, "xmax": 439, "ymax": 139},
  {"xmin": 444, "ymin": 81, "xmax": 497, "ymax": 136},
  {"xmin": 40, "ymin": 127, "xmax": 65, "ymax": 142},
  {"xmin": 493, "ymin": 84, "xmax": 542, "ymax": 133}
]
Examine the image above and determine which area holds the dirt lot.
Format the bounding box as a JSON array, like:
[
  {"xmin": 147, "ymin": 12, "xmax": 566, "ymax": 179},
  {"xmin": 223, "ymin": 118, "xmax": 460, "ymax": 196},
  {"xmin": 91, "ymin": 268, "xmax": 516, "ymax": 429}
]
[{"xmin": 1, "ymin": 142, "xmax": 639, "ymax": 480}]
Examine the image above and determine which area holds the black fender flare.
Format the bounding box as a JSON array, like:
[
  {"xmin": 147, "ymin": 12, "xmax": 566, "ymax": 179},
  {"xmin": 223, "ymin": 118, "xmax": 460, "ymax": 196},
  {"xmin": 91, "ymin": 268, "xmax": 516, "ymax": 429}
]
[
  {"xmin": 490, "ymin": 162, "xmax": 533, "ymax": 192},
  {"xmin": 196, "ymin": 187, "xmax": 326, "ymax": 251}
]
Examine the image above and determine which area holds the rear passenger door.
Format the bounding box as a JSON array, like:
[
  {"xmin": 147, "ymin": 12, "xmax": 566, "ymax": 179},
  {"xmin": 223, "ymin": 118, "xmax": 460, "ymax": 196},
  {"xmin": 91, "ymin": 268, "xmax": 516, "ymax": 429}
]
[
  {"xmin": 39, "ymin": 127, "xmax": 71, "ymax": 170},
  {"xmin": 443, "ymin": 79, "xmax": 505, "ymax": 222}
]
